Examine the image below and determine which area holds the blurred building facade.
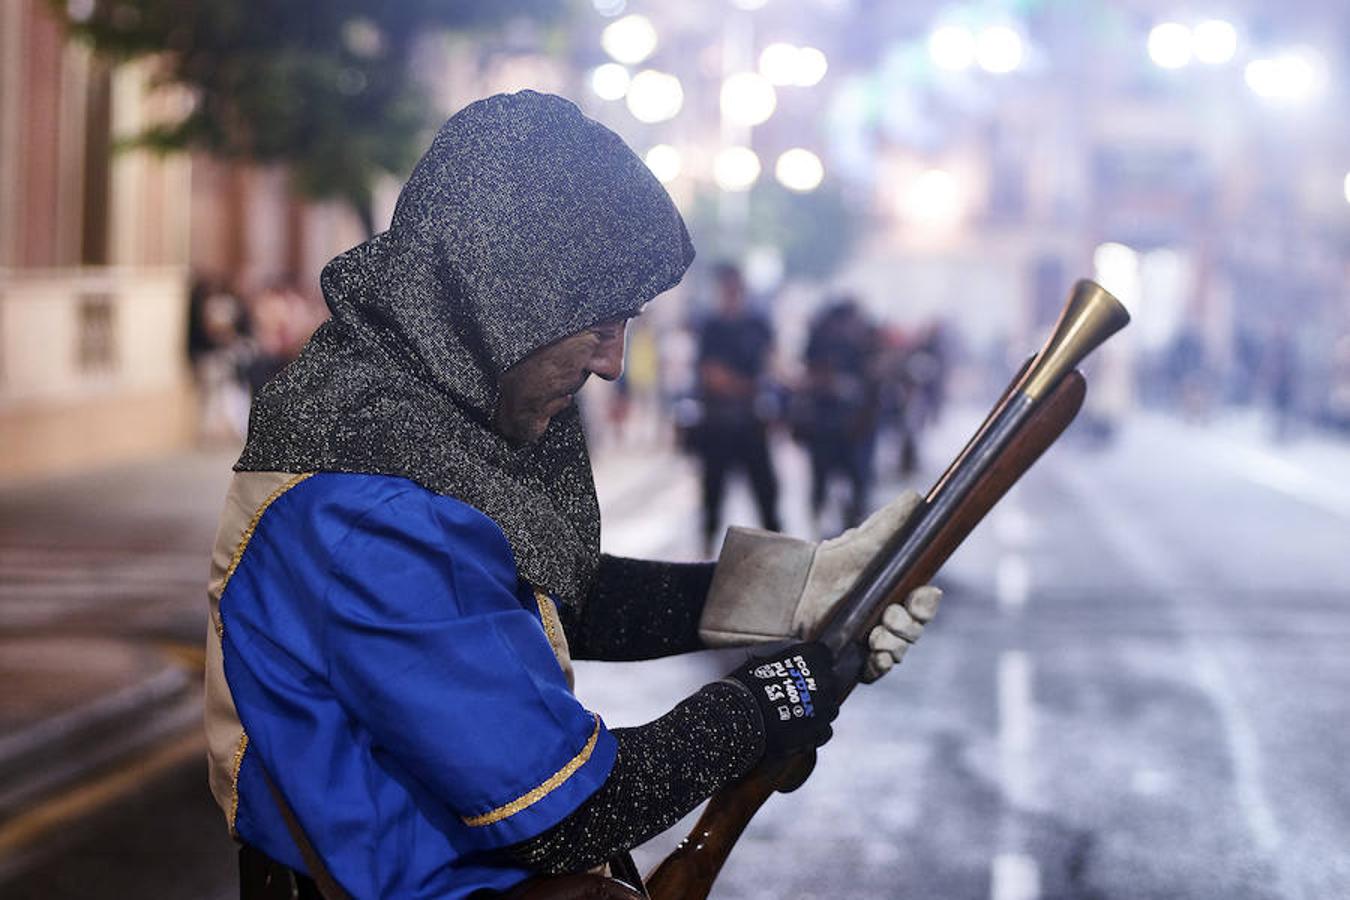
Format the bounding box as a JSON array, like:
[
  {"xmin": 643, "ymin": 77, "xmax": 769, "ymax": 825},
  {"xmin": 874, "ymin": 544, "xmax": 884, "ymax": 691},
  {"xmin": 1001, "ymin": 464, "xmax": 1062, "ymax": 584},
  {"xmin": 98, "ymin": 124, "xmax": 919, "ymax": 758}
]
[
  {"xmin": 0, "ymin": 0, "xmax": 368, "ymax": 479},
  {"xmin": 1, "ymin": 0, "xmax": 192, "ymax": 477}
]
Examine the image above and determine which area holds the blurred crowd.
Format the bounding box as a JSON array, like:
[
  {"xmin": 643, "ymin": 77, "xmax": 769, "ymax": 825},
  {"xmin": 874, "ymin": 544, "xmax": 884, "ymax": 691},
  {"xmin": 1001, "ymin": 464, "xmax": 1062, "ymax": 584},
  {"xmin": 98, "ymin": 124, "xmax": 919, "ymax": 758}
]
[
  {"xmin": 186, "ymin": 276, "xmax": 327, "ymax": 444},
  {"xmin": 599, "ymin": 262, "xmax": 953, "ymax": 549},
  {"xmin": 188, "ymin": 256, "xmax": 1347, "ymax": 545}
]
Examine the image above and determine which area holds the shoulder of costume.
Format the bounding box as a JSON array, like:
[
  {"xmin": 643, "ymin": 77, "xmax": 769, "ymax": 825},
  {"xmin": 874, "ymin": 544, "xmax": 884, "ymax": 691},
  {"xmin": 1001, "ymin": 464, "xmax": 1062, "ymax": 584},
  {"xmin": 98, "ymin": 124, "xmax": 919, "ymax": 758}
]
[{"xmin": 230, "ymin": 470, "xmax": 517, "ymax": 564}]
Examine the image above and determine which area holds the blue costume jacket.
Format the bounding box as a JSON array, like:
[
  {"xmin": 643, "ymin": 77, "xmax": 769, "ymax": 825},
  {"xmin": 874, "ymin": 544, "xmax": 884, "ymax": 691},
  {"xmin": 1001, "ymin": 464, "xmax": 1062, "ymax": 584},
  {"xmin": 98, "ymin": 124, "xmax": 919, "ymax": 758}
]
[{"xmin": 206, "ymin": 471, "xmax": 617, "ymax": 898}]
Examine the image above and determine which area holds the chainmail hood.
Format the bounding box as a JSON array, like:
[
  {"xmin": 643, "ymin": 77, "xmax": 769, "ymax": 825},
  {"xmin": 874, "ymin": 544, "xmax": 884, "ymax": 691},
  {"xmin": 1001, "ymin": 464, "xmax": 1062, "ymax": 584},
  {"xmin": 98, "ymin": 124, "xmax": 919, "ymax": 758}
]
[{"xmin": 236, "ymin": 91, "xmax": 695, "ymax": 606}]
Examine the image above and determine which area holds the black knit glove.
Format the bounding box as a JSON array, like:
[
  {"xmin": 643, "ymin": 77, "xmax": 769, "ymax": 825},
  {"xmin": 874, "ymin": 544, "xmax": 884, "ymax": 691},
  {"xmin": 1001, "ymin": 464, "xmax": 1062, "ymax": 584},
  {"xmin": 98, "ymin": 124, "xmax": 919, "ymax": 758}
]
[{"xmin": 726, "ymin": 641, "xmax": 840, "ymax": 759}]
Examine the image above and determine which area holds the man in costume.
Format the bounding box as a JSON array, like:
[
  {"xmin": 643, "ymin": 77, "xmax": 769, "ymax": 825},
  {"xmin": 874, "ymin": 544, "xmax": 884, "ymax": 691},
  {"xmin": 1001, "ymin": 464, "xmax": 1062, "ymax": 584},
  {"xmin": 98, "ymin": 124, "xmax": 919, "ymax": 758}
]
[{"xmin": 204, "ymin": 91, "xmax": 940, "ymax": 898}]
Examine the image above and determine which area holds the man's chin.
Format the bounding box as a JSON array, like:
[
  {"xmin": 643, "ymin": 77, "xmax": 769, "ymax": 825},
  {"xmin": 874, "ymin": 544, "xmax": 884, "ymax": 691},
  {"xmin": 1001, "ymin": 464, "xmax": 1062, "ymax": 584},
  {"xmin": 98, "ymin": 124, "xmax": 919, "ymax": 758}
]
[{"xmin": 499, "ymin": 415, "xmax": 551, "ymax": 446}]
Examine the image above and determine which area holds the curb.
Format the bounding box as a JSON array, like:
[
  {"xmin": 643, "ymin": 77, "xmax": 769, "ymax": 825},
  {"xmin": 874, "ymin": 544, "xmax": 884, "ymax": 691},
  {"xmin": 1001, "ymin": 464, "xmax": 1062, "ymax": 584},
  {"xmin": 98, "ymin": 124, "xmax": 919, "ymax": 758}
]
[{"xmin": 0, "ymin": 639, "xmax": 195, "ymax": 821}]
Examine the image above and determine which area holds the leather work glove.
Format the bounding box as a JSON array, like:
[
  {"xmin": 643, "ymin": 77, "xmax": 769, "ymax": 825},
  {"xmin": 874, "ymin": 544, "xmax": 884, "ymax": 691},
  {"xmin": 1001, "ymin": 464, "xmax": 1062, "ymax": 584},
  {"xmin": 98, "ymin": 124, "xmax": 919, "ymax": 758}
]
[
  {"xmin": 725, "ymin": 641, "xmax": 839, "ymax": 758},
  {"xmin": 700, "ymin": 490, "xmax": 943, "ymax": 683}
]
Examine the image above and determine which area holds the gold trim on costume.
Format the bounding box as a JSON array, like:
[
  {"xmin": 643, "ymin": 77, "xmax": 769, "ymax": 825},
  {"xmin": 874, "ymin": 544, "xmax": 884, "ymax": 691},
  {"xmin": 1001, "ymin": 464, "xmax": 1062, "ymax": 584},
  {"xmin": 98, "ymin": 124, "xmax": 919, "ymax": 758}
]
[
  {"xmin": 534, "ymin": 589, "xmax": 560, "ymax": 646},
  {"xmin": 222, "ymin": 472, "xmax": 315, "ymax": 593},
  {"xmin": 218, "ymin": 471, "xmax": 313, "ymax": 831},
  {"xmin": 461, "ymin": 714, "xmax": 602, "ymax": 827},
  {"xmin": 228, "ymin": 731, "xmax": 250, "ymax": 835}
]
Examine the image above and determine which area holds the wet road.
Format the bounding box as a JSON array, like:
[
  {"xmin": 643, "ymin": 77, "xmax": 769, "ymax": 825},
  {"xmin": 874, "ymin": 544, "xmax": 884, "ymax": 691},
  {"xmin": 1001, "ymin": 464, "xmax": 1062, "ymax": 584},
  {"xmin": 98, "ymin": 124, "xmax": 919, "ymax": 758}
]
[{"xmin": 3, "ymin": 409, "xmax": 1349, "ymax": 898}]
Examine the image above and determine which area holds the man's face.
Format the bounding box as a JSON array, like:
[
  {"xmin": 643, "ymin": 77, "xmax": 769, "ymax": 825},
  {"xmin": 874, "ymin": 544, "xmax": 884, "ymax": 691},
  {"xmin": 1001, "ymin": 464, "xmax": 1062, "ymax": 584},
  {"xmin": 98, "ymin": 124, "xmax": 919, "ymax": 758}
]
[{"xmin": 494, "ymin": 319, "xmax": 628, "ymax": 444}]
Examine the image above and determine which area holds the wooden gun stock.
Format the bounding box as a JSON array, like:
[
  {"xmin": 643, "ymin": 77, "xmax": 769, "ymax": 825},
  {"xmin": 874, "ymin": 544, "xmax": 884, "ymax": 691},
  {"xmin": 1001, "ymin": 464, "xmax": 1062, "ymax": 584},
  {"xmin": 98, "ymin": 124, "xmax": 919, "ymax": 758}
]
[{"xmin": 642, "ymin": 370, "xmax": 1086, "ymax": 900}]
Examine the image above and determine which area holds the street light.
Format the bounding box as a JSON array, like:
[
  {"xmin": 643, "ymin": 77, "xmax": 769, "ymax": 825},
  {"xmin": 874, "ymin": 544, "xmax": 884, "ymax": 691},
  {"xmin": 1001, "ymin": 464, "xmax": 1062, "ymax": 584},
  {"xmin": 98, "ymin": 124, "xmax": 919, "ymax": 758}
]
[
  {"xmin": 626, "ymin": 70, "xmax": 683, "ymax": 123},
  {"xmin": 602, "ymin": 14, "xmax": 658, "ymax": 66},
  {"xmin": 775, "ymin": 149, "xmax": 824, "ymax": 192},
  {"xmin": 1148, "ymin": 22, "xmax": 1192, "ymax": 69},
  {"xmin": 644, "ymin": 145, "xmax": 682, "ymax": 184},
  {"xmin": 1193, "ymin": 20, "xmax": 1238, "ymax": 64},
  {"xmin": 721, "ymin": 72, "xmax": 777, "ymax": 127},
  {"xmin": 976, "ymin": 26, "xmax": 1023, "ymax": 74},
  {"xmin": 714, "ymin": 147, "xmax": 761, "ymax": 191},
  {"xmin": 590, "ymin": 63, "xmax": 630, "ymax": 101},
  {"xmin": 929, "ymin": 25, "xmax": 976, "ymax": 72}
]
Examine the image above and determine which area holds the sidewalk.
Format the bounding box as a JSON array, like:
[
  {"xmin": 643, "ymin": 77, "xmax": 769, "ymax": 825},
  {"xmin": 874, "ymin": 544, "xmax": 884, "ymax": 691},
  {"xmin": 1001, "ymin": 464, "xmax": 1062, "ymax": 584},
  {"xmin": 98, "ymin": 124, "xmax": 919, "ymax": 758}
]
[{"xmin": 0, "ymin": 436, "xmax": 688, "ymax": 844}]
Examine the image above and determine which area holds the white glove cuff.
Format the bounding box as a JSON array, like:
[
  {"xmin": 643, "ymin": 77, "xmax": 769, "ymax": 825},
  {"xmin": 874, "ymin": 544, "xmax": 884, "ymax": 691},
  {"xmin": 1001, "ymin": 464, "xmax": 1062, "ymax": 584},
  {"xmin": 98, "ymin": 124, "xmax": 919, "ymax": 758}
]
[{"xmin": 698, "ymin": 526, "xmax": 816, "ymax": 647}]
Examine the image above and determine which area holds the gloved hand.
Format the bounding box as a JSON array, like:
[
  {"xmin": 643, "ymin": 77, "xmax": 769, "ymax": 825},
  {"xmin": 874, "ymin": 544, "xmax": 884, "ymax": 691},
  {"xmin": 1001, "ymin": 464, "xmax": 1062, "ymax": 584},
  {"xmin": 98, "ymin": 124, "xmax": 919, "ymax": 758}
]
[
  {"xmin": 699, "ymin": 490, "xmax": 942, "ymax": 683},
  {"xmin": 725, "ymin": 641, "xmax": 839, "ymax": 758}
]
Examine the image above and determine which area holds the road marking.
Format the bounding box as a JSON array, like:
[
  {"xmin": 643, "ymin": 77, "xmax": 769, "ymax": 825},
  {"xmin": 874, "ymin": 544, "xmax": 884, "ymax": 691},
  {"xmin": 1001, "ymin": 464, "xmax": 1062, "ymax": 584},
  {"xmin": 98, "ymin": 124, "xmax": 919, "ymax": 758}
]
[
  {"xmin": 991, "ymin": 650, "xmax": 1040, "ymax": 900},
  {"xmin": 996, "ymin": 554, "xmax": 1031, "ymax": 613},
  {"xmin": 1187, "ymin": 627, "xmax": 1280, "ymax": 852},
  {"xmin": 998, "ymin": 650, "xmax": 1035, "ymax": 807},
  {"xmin": 1060, "ymin": 462, "xmax": 1301, "ymax": 898},
  {"xmin": 0, "ymin": 729, "xmax": 206, "ymax": 874},
  {"xmin": 1214, "ymin": 444, "xmax": 1350, "ymax": 522},
  {"xmin": 992, "ymin": 852, "xmax": 1042, "ymax": 900},
  {"xmin": 994, "ymin": 505, "xmax": 1035, "ymax": 548}
]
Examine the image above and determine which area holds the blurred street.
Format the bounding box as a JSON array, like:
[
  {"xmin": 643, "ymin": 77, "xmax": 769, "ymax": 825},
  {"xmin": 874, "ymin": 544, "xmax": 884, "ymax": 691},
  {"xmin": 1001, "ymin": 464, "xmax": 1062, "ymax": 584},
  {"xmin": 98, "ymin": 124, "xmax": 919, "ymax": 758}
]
[{"xmin": 2, "ymin": 404, "xmax": 1348, "ymax": 899}]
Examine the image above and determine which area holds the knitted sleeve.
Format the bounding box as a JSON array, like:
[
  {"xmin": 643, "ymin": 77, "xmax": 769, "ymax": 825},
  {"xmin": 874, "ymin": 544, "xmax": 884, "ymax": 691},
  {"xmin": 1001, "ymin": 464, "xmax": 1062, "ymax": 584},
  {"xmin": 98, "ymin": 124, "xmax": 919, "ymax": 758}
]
[
  {"xmin": 562, "ymin": 555, "xmax": 716, "ymax": 661},
  {"xmin": 499, "ymin": 680, "xmax": 764, "ymax": 874}
]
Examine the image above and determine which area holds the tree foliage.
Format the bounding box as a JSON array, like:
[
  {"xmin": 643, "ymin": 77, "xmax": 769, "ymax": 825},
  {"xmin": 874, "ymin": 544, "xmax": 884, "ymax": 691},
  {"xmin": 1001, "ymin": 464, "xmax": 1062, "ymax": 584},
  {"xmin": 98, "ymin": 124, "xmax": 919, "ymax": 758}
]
[
  {"xmin": 52, "ymin": 0, "xmax": 560, "ymax": 233},
  {"xmin": 745, "ymin": 180, "xmax": 860, "ymax": 282}
]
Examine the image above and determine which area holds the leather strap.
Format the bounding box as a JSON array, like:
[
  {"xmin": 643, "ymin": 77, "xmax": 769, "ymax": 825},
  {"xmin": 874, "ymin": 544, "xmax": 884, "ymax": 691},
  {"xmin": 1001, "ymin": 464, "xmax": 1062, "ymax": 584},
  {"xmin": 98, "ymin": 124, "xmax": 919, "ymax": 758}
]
[{"xmin": 260, "ymin": 765, "xmax": 352, "ymax": 900}]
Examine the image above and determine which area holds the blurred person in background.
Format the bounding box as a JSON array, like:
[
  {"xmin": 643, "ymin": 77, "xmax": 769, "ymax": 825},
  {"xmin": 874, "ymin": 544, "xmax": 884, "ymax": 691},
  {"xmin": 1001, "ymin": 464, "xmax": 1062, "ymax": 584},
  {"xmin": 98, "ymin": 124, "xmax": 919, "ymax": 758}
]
[
  {"xmin": 792, "ymin": 296, "xmax": 882, "ymax": 535},
  {"xmin": 1165, "ymin": 323, "xmax": 1212, "ymax": 423},
  {"xmin": 204, "ymin": 92, "xmax": 937, "ymax": 900},
  {"xmin": 186, "ymin": 274, "xmax": 253, "ymax": 443},
  {"xmin": 878, "ymin": 324, "xmax": 931, "ymax": 478},
  {"xmin": 692, "ymin": 262, "xmax": 782, "ymax": 555},
  {"xmin": 1264, "ymin": 322, "xmax": 1299, "ymax": 442}
]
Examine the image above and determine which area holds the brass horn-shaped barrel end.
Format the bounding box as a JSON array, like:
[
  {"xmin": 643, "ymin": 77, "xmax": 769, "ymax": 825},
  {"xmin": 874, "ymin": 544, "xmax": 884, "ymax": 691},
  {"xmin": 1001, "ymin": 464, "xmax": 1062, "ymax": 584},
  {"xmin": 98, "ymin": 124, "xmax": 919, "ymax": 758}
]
[{"xmin": 1019, "ymin": 279, "xmax": 1130, "ymax": 401}]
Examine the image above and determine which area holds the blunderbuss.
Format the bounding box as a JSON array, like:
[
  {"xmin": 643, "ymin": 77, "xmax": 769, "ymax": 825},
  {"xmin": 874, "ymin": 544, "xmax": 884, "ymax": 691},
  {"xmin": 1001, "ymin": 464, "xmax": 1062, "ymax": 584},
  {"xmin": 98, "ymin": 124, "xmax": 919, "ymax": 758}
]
[{"xmin": 512, "ymin": 279, "xmax": 1131, "ymax": 900}]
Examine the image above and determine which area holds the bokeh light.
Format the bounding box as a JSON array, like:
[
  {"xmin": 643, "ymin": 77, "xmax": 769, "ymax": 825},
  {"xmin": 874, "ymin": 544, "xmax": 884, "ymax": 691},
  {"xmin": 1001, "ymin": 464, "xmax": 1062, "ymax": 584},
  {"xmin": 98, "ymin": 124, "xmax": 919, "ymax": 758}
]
[
  {"xmin": 1093, "ymin": 241, "xmax": 1142, "ymax": 308},
  {"xmin": 775, "ymin": 148, "xmax": 824, "ymax": 192},
  {"xmin": 1148, "ymin": 22, "xmax": 1192, "ymax": 69},
  {"xmin": 1193, "ymin": 20, "xmax": 1238, "ymax": 65},
  {"xmin": 759, "ymin": 43, "xmax": 799, "ymax": 86},
  {"xmin": 1245, "ymin": 49, "xmax": 1325, "ymax": 102},
  {"xmin": 714, "ymin": 146, "xmax": 761, "ymax": 191},
  {"xmin": 902, "ymin": 168, "xmax": 964, "ymax": 226},
  {"xmin": 644, "ymin": 144, "xmax": 682, "ymax": 184},
  {"xmin": 626, "ymin": 69, "xmax": 683, "ymax": 122},
  {"xmin": 602, "ymin": 14, "xmax": 658, "ymax": 66},
  {"xmin": 591, "ymin": 0, "xmax": 626, "ymax": 17},
  {"xmin": 795, "ymin": 47, "xmax": 829, "ymax": 86},
  {"xmin": 976, "ymin": 26, "xmax": 1023, "ymax": 74},
  {"xmin": 1344, "ymin": 172, "xmax": 1350, "ymax": 205},
  {"xmin": 590, "ymin": 63, "xmax": 630, "ymax": 101},
  {"xmin": 721, "ymin": 72, "xmax": 777, "ymax": 127},
  {"xmin": 930, "ymin": 25, "xmax": 976, "ymax": 72}
]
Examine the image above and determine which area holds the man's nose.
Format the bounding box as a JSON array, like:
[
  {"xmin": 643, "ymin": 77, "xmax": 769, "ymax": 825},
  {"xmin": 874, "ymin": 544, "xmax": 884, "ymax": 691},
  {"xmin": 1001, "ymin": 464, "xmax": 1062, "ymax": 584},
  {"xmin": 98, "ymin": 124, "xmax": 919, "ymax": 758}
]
[{"xmin": 590, "ymin": 325, "xmax": 627, "ymax": 381}]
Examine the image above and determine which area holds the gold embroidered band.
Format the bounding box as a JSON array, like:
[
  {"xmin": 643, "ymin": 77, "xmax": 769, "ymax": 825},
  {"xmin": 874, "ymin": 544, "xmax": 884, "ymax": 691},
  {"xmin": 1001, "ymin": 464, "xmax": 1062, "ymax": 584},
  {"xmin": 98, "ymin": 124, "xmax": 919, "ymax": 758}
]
[
  {"xmin": 220, "ymin": 471, "xmax": 314, "ymax": 828},
  {"xmin": 461, "ymin": 714, "xmax": 602, "ymax": 827}
]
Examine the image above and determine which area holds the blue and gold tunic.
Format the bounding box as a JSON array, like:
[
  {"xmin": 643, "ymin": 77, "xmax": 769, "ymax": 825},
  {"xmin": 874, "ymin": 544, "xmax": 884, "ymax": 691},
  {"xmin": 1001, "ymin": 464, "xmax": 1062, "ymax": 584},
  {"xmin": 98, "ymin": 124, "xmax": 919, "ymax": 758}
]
[{"xmin": 203, "ymin": 471, "xmax": 616, "ymax": 898}]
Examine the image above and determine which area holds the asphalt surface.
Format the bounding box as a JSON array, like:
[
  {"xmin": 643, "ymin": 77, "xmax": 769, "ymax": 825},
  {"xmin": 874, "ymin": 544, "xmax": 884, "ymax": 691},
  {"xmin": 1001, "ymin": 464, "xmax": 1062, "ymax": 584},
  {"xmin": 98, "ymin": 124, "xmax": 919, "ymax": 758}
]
[{"xmin": 2, "ymin": 409, "xmax": 1348, "ymax": 899}]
